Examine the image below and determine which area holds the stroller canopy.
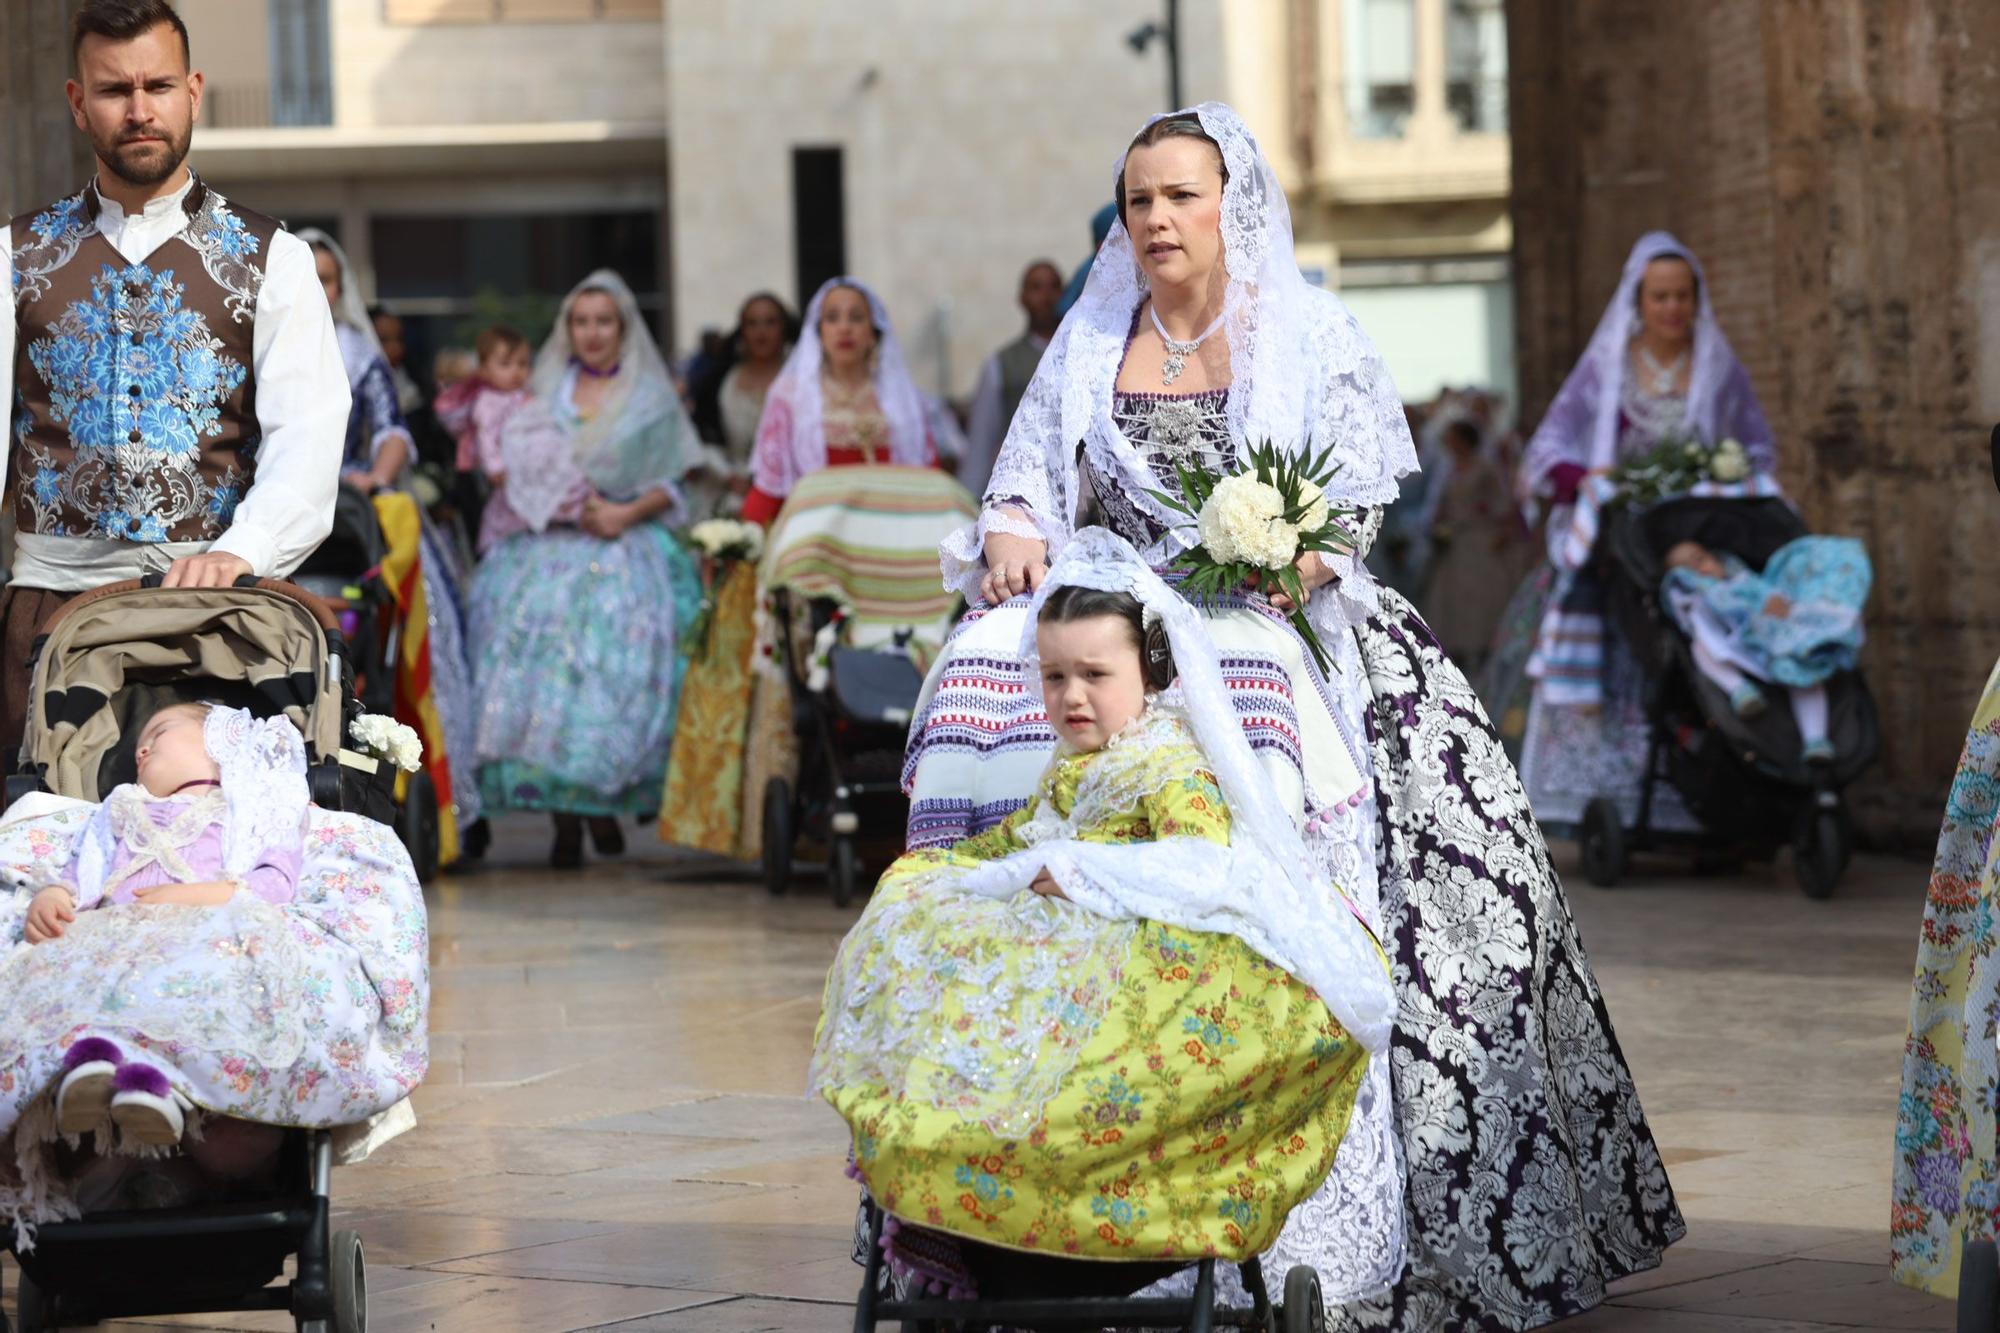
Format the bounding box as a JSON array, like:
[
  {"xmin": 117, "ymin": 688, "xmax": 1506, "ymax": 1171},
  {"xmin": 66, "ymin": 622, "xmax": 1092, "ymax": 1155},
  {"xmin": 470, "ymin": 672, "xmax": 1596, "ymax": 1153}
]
[{"xmin": 22, "ymin": 581, "xmax": 345, "ymax": 802}]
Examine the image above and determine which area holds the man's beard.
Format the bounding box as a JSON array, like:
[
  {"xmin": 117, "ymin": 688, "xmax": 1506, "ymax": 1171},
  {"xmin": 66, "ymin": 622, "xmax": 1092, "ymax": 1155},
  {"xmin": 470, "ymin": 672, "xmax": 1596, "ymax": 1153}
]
[{"xmin": 96, "ymin": 121, "xmax": 192, "ymax": 188}]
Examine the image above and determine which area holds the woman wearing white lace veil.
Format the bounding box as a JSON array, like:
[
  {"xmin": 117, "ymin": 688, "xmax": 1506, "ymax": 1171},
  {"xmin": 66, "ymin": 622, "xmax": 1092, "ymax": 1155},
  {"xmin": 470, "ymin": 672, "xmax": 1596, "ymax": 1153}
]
[
  {"xmin": 1491, "ymin": 233, "xmax": 1776, "ymax": 835},
  {"xmin": 298, "ymin": 229, "xmax": 483, "ymax": 849},
  {"xmin": 467, "ymin": 269, "xmax": 701, "ymax": 867},
  {"xmin": 902, "ymin": 103, "xmax": 1681, "ymax": 1329}
]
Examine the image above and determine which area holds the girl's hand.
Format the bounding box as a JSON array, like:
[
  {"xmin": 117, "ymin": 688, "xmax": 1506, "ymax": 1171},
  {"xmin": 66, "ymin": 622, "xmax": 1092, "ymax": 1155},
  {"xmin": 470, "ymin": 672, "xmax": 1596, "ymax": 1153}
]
[
  {"xmin": 1029, "ymin": 869, "xmax": 1068, "ymax": 901},
  {"xmin": 134, "ymin": 880, "xmax": 239, "ymax": 908},
  {"xmin": 24, "ymin": 886, "xmax": 75, "ymax": 944},
  {"xmin": 1254, "ymin": 551, "xmax": 1342, "ymax": 613},
  {"xmin": 581, "ymin": 495, "xmax": 631, "ymax": 540},
  {"xmin": 981, "ymin": 529, "xmax": 1048, "ymax": 605}
]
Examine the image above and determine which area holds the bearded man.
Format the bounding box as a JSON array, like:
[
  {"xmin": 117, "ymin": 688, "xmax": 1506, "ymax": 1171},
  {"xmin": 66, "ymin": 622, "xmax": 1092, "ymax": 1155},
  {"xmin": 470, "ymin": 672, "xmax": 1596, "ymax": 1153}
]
[{"xmin": 0, "ymin": 0, "xmax": 347, "ymax": 760}]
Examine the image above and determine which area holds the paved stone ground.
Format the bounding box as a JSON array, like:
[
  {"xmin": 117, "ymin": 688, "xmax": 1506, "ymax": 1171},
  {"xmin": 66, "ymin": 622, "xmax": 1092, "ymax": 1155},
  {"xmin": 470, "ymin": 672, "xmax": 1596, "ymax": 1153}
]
[{"xmin": 19, "ymin": 813, "xmax": 1950, "ymax": 1331}]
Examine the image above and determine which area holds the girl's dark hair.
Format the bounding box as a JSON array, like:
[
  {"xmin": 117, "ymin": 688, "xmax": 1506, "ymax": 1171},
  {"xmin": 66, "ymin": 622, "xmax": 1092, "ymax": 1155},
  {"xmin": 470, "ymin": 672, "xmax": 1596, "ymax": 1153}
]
[
  {"xmin": 1114, "ymin": 115, "xmax": 1230, "ymax": 231},
  {"xmin": 1037, "ymin": 586, "xmax": 1175, "ymax": 691}
]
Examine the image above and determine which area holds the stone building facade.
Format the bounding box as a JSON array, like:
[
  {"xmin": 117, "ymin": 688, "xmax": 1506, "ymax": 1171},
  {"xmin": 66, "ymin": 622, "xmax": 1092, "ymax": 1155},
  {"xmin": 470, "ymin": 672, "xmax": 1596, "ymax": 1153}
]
[{"xmin": 1509, "ymin": 0, "xmax": 2000, "ymax": 841}]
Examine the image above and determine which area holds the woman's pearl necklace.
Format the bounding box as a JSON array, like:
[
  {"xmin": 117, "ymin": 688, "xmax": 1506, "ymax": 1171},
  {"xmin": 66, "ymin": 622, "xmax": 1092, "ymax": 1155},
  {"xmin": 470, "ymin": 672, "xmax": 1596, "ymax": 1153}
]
[
  {"xmin": 1149, "ymin": 302, "xmax": 1227, "ymax": 388},
  {"xmin": 1636, "ymin": 342, "xmax": 1688, "ymax": 395}
]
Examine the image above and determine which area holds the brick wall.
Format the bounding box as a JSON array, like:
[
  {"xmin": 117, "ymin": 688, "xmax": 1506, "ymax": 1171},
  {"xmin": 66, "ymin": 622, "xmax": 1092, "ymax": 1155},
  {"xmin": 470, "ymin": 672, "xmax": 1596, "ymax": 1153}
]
[{"xmin": 1511, "ymin": 0, "xmax": 2000, "ymax": 843}]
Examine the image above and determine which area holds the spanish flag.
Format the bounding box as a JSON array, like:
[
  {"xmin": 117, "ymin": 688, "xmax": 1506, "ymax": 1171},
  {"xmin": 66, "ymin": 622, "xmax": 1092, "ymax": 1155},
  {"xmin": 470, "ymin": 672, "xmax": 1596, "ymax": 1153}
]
[{"xmin": 372, "ymin": 491, "xmax": 461, "ymax": 867}]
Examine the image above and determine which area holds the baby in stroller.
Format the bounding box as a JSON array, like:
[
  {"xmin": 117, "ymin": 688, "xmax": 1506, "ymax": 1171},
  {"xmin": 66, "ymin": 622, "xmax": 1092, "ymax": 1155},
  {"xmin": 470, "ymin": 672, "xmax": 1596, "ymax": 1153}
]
[
  {"xmin": 22, "ymin": 703, "xmax": 308, "ymax": 1152},
  {"xmin": 814, "ymin": 531, "xmax": 1391, "ymax": 1328},
  {"xmin": 1663, "ymin": 535, "xmax": 1871, "ymax": 765}
]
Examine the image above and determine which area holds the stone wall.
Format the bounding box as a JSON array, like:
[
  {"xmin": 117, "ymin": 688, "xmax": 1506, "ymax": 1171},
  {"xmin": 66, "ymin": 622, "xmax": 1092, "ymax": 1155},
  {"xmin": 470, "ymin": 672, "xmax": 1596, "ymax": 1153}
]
[
  {"xmin": 1510, "ymin": 0, "xmax": 2000, "ymax": 843},
  {"xmin": 1, "ymin": 0, "xmax": 94, "ymax": 221}
]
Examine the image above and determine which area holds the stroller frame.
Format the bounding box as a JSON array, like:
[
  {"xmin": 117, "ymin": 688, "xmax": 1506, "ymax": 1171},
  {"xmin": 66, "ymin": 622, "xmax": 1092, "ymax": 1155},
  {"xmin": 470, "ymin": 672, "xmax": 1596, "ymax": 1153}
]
[
  {"xmin": 9, "ymin": 1129, "xmax": 364, "ymax": 1333},
  {"xmin": 760, "ymin": 586, "xmax": 924, "ymax": 908},
  {"xmin": 849, "ymin": 1198, "xmax": 1323, "ymax": 1333}
]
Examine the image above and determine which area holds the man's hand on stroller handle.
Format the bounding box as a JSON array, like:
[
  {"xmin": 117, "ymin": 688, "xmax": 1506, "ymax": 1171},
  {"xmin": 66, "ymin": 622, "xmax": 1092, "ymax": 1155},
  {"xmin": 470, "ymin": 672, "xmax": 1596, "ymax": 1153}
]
[
  {"xmin": 24, "ymin": 886, "xmax": 76, "ymax": 944},
  {"xmin": 163, "ymin": 552, "xmax": 253, "ymax": 589}
]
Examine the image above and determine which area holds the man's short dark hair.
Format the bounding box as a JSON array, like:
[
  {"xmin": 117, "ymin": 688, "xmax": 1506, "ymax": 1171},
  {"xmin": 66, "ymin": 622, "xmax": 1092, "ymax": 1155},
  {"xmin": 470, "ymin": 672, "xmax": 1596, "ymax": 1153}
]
[{"xmin": 72, "ymin": 0, "xmax": 192, "ymax": 72}]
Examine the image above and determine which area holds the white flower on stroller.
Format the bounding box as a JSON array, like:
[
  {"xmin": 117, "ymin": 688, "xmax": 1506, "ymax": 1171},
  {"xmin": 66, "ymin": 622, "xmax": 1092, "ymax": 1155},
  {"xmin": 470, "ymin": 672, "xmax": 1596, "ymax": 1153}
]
[
  {"xmin": 349, "ymin": 714, "xmax": 423, "ymax": 773},
  {"xmin": 1710, "ymin": 438, "xmax": 1750, "ymax": 482}
]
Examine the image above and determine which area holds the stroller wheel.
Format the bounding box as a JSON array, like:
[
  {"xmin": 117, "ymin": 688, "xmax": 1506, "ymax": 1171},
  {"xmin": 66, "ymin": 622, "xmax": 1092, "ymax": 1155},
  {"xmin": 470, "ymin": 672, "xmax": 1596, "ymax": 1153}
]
[
  {"xmin": 14, "ymin": 1273, "xmax": 50, "ymax": 1333},
  {"xmin": 762, "ymin": 778, "xmax": 795, "ymax": 896},
  {"xmin": 332, "ymin": 1228, "xmax": 368, "ymax": 1333},
  {"xmin": 830, "ymin": 837, "xmax": 860, "ymax": 909},
  {"xmin": 1960, "ymin": 1237, "xmax": 2000, "ymax": 1333},
  {"xmin": 1793, "ymin": 804, "xmax": 1848, "ymax": 901},
  {"xmin": 1282, "ymin": 1265, "xmax": 1325, "ymax": 1333},
  {"xmin": 398, "ymin": 770, "xmax": 440, "ymax": 884},
  {"xmin": 1579, "ymin": 797, "xmax": 1626, "ymax": 888}
]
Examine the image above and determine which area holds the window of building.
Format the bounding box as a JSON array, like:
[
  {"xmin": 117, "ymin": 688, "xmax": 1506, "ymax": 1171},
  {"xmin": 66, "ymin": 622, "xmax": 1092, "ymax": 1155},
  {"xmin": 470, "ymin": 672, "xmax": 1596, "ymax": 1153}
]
[
  {"xmin": 792, "ymin": 147, "xmax": 847, "ymax": 306},
  {"xmin": 1342, "ymin": 0, "xmax": 1416, "ymax": 139},
  {"xmin": 383, "ymin": 0, "xmax": 657, "ymax": 23},
  {"xmin": 1446, "ymin": 0, "xmax": 1509, "ymax": 134},
  {"xmin": 269, "ymin": 0, "xmax": 332, "ymax": 127}
]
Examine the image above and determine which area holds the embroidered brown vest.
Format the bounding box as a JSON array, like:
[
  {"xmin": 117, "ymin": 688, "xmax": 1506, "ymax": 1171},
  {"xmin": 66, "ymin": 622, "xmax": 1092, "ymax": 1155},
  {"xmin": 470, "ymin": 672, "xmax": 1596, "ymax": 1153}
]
[{"xmin": 8, "ymin": 178, "xmax": 279, "ymax": 543}]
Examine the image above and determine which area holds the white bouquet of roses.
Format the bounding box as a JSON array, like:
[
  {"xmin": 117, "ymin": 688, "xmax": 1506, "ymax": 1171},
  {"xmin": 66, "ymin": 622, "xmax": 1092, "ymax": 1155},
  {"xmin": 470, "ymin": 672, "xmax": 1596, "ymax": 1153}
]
[
  {"xmin": 350, "ymin": 713, "xmax": 423, "ymax": 773},
  {"xmin": 1613, "ymin": 434, "xmax": 1752, "ymax": 505},
  {"xmin": 1150, "ymin": 439, "xmax": 1357, "ymax": 675},
  {"xmin": 683, "ymin": 519, "xmax": 764, "ymax": 660},
  {"xmin": 686, "ymin": 518, "xmax": 763, "ymax": 562}
]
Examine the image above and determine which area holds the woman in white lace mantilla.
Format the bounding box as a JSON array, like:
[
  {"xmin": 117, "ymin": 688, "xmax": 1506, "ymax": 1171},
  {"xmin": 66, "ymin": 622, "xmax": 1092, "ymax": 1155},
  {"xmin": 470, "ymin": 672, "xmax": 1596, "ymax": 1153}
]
[{"xmin": 901, "ymin": 102, "xmax": 1681, "ymax": 1329}]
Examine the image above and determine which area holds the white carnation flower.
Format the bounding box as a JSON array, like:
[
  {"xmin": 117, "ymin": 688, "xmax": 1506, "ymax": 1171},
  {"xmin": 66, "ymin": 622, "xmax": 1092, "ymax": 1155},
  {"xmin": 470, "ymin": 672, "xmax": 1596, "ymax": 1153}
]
[
  {"xmin": 1295, "ymin": 477, "xmax": 1331, "ymax": 533},
  {"xmin": 1710, "ymin": 450, "xmax": 1748, "ymax": 482},
  {"xmin": 350, "ymin": 713, "xmax": 424, "ymax": 772},
  {"xmin": 1198, "ymin": 474, "xmax": 1299, "ymax": 570}
]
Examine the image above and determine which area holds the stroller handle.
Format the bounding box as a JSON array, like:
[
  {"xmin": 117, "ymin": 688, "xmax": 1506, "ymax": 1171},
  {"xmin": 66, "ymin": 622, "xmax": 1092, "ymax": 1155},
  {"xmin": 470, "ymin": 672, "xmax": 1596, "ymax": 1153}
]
[{"xmin": 64, "ymin": 576, "xmax": 344, "ymax": 635}]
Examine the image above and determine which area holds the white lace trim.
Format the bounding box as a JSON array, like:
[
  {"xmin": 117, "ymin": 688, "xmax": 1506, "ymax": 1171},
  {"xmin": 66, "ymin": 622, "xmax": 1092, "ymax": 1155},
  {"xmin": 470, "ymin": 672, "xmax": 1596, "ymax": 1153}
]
[{"xmin": 205, "ymin": 706, "xmax": 308, "ymax": 880}]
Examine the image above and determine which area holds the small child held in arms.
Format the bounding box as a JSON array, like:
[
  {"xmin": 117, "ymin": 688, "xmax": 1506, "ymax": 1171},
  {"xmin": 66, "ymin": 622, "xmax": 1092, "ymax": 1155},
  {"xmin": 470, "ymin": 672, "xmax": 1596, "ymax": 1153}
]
[
  {"xmin": 810, "ymin": 530, "xmax": 1390, "ymax": 1274},
  {"xmin": 21, "ymin": 702, "xmax": 309, "ymax": 1148},
  {"xmin": 436, "ymin": 324, "xmax": 590, "ymax": 552},
  {"xmin": 1663, "ymin": 535, "xmax": 1872, "ymax": 764}
]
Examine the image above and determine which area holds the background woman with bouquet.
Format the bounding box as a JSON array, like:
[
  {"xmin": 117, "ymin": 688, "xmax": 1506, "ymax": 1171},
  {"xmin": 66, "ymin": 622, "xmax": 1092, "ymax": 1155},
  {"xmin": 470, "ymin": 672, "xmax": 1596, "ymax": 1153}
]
[{"xmin": 900, "ymin": 102, "xmax": 1681, "ymax": 1330}]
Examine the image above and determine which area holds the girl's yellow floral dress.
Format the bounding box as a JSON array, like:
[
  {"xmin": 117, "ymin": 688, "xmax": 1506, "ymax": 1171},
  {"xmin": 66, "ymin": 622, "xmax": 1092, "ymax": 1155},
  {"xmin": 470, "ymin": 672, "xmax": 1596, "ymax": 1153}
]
[{"xmin": 813, "ymin": 710, "xmax": 1373, "ymax": 1262}]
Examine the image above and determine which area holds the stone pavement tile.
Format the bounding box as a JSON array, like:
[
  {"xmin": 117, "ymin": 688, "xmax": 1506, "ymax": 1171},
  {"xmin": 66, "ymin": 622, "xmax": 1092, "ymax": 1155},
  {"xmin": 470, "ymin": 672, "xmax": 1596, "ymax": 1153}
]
[
  {"xmin": 1614, "ymin": 1258, "xmax": 1952, "ymax": 1329},
  {"xmin": 326, "ymin": 1208, "xmax": 623, "ymax": 1267},
  {"xmin": 1602, "ymin": 1245, "xmax": 1792, "ymax": 1297},
  {"xmin": 360, "ymin": 1168, "xmax": 775, "ymax": 1224},
  {"xmin": 409, "ymin": 1080, "xmax": 713, "ymax": 1130},
  {"xmin": 579, "ymin": 1295, "xmax": 852, "ymax": 1332},
  {"xmin": 574, "ymin": 1091, "xmax": 843, "ymax": 1142},
  {"xmin": 429, "ymin": 1220, "xmax": 853, "ymax": 1292},
  {"xmin": 1547, "ymin": 1305, "xmax": 1871, "ymax": 1332}
]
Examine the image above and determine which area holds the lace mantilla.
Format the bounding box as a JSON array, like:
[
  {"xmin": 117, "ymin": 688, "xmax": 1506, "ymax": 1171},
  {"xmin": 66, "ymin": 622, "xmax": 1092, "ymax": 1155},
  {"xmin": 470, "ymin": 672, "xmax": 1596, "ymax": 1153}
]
[{"xmin": 204, "ymin": 706, "xmax": 308, "ymax": 879}]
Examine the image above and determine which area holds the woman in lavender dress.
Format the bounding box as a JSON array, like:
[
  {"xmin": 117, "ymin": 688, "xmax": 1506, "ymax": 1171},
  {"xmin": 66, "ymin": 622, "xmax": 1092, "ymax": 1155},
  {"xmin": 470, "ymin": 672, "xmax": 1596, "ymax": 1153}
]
[{"xmin": 901, "ymin": 103, "xmax": 1681, "ymax": 1330}]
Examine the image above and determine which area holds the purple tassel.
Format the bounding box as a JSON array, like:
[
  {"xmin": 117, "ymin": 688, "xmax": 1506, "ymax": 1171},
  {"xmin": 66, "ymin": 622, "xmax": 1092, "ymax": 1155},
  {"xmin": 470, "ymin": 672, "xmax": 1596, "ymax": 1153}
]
[
  {"xmin": 112, "ymin": 1062, "xmax": 172, "ymax": 1098},
  {"xmin": 61, "ymin": 1037, "xmax": 121, "ymax": 1071}
]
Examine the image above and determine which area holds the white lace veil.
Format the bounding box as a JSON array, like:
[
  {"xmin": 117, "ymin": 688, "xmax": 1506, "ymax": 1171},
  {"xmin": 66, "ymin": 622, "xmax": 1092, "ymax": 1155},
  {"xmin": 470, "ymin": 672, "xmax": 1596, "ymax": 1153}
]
[
  {"xmin": 530, "ymin": 269, "xmax": 696, "ymax": 499},
  {"xmin": 1519, "ymin": 230, "xmax": 1776, "ymax": 494},
  {"xmin": 749, "ymin": 276, "xmax": 931, "ymax": 500},
  {"xmin": 294, "ymin": 228, "xmax": 385, "ymax": 388},
  {"xmin": 987, "ymin": 528, "xmax": 1392, "ymax": 1052},
  {"xmin": 960, "ymin": 102, "xmax": 1416, "ymax": 575},
  {"xmin": 204, "ymin": 706, "xmax": 310, "ymax": 880}
]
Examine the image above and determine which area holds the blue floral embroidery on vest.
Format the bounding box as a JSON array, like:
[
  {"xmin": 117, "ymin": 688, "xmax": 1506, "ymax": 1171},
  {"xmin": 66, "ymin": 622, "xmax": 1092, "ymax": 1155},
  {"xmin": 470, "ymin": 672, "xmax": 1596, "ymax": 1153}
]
[
  {"xmin": 182, "ymin": 190, "xmax": 264, "ymax": 324},
  {"xmin": 20, "ymin": 262, "xmax": 249, "ymax": 539},
  {"xmin": 11, "ymin": 192, "xmax": 93, "ymax": 307}
]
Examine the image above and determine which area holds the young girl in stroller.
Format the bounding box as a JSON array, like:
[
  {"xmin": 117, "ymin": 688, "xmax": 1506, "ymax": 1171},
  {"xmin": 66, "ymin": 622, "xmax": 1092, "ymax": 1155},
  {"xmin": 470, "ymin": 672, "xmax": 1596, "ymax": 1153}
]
[
  {"xmin": 1663, "ymin": 534, "xmax": 1871, "ymax": 764},
  {"xmin": 812, "ymin": 531, "xmax": 1391, "ymax": 1294}
]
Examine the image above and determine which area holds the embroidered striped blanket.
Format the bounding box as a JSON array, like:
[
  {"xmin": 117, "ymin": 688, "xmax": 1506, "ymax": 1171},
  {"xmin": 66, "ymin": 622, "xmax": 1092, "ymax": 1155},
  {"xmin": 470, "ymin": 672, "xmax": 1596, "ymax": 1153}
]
[{"xmin": 760, "ymin": 464, "xmax": 977, "ymax": 656}]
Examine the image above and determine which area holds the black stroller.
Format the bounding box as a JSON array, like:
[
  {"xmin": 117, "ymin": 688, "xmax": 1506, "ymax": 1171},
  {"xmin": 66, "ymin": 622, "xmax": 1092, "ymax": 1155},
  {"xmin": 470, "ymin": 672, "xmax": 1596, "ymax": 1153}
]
[
  {"xmin": 850, "ymin": 1197, "xmax": 1327, "ymax": 1331},
  {"xmin": 759, "ymin": 591, "xmax": 928, "ymax": 909},
  {"xmin": 292, "ymin": 486, "xmax": 443, "ymax": 881},
  {"xmin": 2, "ymin": 576, "xmax": 395, "ymax": 1333},
  {"xmin": 1575, "ymin": 492, "xmax": 1879, "ymax": 898}
]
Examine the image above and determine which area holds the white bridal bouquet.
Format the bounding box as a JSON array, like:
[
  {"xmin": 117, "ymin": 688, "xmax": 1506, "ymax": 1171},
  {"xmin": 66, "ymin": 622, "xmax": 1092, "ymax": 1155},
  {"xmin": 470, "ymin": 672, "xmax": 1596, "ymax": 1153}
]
[
  {"xmin": 686, "ymin": 518, "xmax": 764, "ymax": 562},
  {"xmin": 1613, "ymin": 435, "xmax": 1752, "ymax": 504},
  {"xmin": 683, "ymin": 518, "xmax": 764, "ymax": 660},
  {"xmin": 1151, "ymin": 439, "xmax": 1357, "ymax": 674},
  {"xmin": 349, "ymin": 713, "xmax": 423, "ymax": 773}
]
